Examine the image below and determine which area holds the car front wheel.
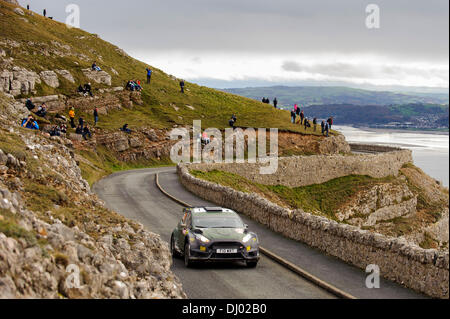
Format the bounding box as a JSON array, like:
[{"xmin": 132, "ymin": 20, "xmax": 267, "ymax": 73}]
[
  {"xmin": 184, "ymin": 242, "xmax": 193, "ymax": 268},
  {"xmin": 246, "ymin": 261, "xmax": 258, "ymax": 268}
]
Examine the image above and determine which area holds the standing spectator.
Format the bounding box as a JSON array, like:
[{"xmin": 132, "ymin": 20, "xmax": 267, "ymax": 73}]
[
  {"xmin": 43, "ymin": 9, "xmax": 46, "ymax": 17},
  {"xmin": 291, "ymin": 109, "xmax": 296, "ymax": 124},
  {"xmin": 180, "ymin": 80, "xmax": 185, "ymax": 93},
  {"xmin": 327, "ymin": 117, "xmax": 334, "ymax": 130},
  {"xmin": 93, "ymin": 108, "xmax": 99, "ymax": 126},
  {"xmin": 262, "ymin": 97, "xmax": 266, "ymax": 103},
  {"xmin": 69, "ymin": 108, "xmax": 76, "ymax": 128},
  {"xmin": 313, "ymin": 118, "xmax": 318, "ymax": 132},
  {"xmin": 27, "ymin": 5, "xmax": 30, "ymax": 10},
  {"xmin": 146, "ymin": 68, "xmax": 153, "ymax": 84},
  {"xmin": 273, "ymin": 98, "xmax": 278, "ymax": 109},
  {"xmin": 321, "ymin": 120, "xmax": 325, "ymax": 135},
  {"xmin": 325, "ymin": 123, "xmax": 330, "ymax": 137},
  {"xmin": 300, "ymin": 110, "xmax": 305, "ymax": 125}
]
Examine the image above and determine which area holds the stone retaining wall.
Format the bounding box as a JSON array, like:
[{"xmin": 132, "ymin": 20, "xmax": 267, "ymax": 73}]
[
  {"xmin": 350, "ymin": 143, "xmax": 404, "ymax": 153},
  {"xmin": 178, "ymin": 164, "xmax": 449, "ymax": 298},
  {"xmin": 188, "ymin": 149, "xmax": 413, "ymax": 188}
]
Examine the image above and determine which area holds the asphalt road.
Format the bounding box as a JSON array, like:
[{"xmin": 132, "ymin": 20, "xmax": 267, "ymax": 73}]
[{"xmin": 93, "ymin": 167, "xmax": 426, "ymax": 299}]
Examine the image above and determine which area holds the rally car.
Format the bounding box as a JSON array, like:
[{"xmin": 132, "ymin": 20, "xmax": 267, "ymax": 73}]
[{"xmin": 170, "ymin": 207, "xmax": 260, "ymax": 268}]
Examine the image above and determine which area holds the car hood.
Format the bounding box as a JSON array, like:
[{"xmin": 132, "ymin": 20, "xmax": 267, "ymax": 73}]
[{"xmin": 200, "ymin": 228, "xmax": 246, "ymax": 241}]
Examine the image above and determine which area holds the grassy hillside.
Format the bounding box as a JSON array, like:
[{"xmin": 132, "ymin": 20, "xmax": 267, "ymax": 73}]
[
  {"xmin": 0, "ymin": 2, "xmax": 316, "ymax": 134},
  {"xmin": 223, "ymin": 86, "xmax": 449, "ymax": 108}
]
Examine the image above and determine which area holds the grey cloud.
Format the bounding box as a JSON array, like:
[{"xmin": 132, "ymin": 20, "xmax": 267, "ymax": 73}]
[
  {"xmin": 282, "ymin": 61, "xmax": 375, "ymax": 79},
  {"xmin": 21, "ymin": 0, "xmax": 449, "ymax": 62},
  {"xmin": 282, "ymin": 60, "xmax": 449, "ymax": 82}
]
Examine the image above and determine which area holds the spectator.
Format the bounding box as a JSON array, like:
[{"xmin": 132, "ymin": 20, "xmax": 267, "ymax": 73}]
[
  {"xmin": 69, "ymin": 107, "xmax": 76, "ymax": 128},
  {"xmin": 35, "ymin": 103, "xmax": 47, "ymax": 118},
  {"xmin": 77, "ymin": 85, "xmax": 85, "ymax": 95},
  {"xmin": 273, "ymin": 98, "xmax": 278, "ymax": 109},
  {"xmin": 291, "ymin": 110, "xmax": 296, "ymax": 124},
  {"xmin": 125, "ymin": 80, "xmax": 142, "ymax": 92},
  {"xmin": 82, "ymin": 124, "xmax": 92, "ymax": 140},
  {"xmin": 321, "ymin": 121, "xmax": 325, "ymax": 135},
  {"xmin": 93, "ymin": 108, "xmax": 99, "ymax": 126},
  {"xmin": 180, "ymin": 80, "xmax": 185, "ymax": 93},
  {"xmin": 313, "ymin": 118, "xmax": 318, "ymax": 132},
  {"xmin": 300, "ymin": 110, "xmax": 305, "ymax": 125},
  {"xmin": 304, "ymin": 118, "xmax": 311, "ymax": 130},
  {"xmin": 295, "ymin": 105, "xmax": 300, "ymax": 120},
  {"xmin": 21, "ymin": 115, "xmax": 39, "ymax": 130},
  {"xmin": 84, "ymin": 83, "xmax": 93, "ymax": 97},
  {"xmin": 327, "ymin": 117, "xmax": 334, "ymax": 130},
  {"xmin": 121, "ymin": 124, "xmax": 132, "ymax": 134},
  {"xmin": 43, "ymin": 9, "xmax": 46, "ymax": 17},
  {"xmin": 91, "ymin": 61, "xmax": 102, "ymax": 71},
  {"xmin": 202, "ymin": 132, "xmax": 211, "ymax": 145},
  {"xmin": 27, "ymin": 5, "xmax": 30, "ymax": 10},
  {"xmin": 79, "ymin": 117, "xmax": 84, "ymax": 129},
  {"xmin": 60, "ymin": 124, "xmax": 67, "ymax": 134},
  {"xmin": 25, "ymin": 98, "xmax": 35, "ymax": 111},
  {"xmin": 146, "ymin": 68, "xmax": 153, "ymax": 84},
  {"xmin": 325, "ymin": 123, "xmax": 330, "ymax": 137},
  {"xmin": 49, "ymin": 125, "xmax": 61, "ymax": 137},
  {"xmin": 229, "ymin": 115, "xmax": 237, "ymax": 129},
  {"xmin": 75, "ymin": 124, "xmax": 83, "ymax": 135}
]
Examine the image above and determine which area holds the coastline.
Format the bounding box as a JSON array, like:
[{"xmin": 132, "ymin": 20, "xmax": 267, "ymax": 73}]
[{"xmin": 343, "ymin": 125, "xmax": 449, "ymax": 135}]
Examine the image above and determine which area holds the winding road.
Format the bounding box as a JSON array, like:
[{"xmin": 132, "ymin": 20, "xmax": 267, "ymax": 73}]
[{"xmin": 93, "ymin": 167, "xmax": 425, "ymax": 299}]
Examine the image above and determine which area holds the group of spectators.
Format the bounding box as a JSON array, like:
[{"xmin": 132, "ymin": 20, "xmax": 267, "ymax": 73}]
[
  {"xmin": 25, "ymin": 98, "xmax": 48, "ymax": 118},
  {"xmin": 126, "ymin": 80, "xmax": 142, "ymax": 92},
  {"xmin": 290, "ymin": 105, "xmax": 334, "ymax": 137},
  {"xmin": 262, "ymin": 97, "xmax": 278, "ymax": 109},
  {"xmin": 77, "ymin": 83, "xmax": 93, "ymax": 97}
]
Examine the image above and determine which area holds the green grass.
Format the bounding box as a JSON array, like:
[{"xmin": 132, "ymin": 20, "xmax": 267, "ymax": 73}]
[
  {"xmin": 0, "ymin": 208, "xmax": 38, "ymax": 246},
  {"xmin": 191, "ymin": 170, "xmax": 394, "ymax": 220}
]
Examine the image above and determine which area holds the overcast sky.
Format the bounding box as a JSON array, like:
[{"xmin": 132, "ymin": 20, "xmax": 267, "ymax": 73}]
[{"xmin": 19, "ymin": 0, "xmax": 449, "ymax": 89}]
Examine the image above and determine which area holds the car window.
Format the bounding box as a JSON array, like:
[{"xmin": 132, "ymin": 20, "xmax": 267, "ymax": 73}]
[{"xmin": 193, "ymin": 215, "xmax": 244, "ymax": 229}]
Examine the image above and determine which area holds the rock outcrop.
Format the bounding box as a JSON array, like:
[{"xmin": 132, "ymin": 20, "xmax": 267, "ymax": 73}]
[
  {"xmin": 337, "ymin": 182, "xmax": 417, "ymax": 226},
  {"xmin": 0, "ymin": 93, "xmax": 186, "ymax": 299},
  {"xmin": 0, "ymin": 67, "xmax": 41, "ymax": 96},
  {"xmin": 40, "ymin": 71, "xmax": 60, "ymax": 88},
  {"xmin": 82, "ymin": 69, "xmax": 112, "ymax": 86}
]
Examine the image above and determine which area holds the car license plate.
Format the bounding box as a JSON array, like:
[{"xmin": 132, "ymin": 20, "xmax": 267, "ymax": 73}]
[{"xmin": 217, "ymin": 249, "xmax": 238, "ymax": 254}]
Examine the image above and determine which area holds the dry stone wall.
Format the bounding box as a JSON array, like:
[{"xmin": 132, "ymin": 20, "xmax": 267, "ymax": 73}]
[
  {"xmin": 188, "ymin": 149, "xmax": 413, "ymax": 188},
  {"xmin": 178, "ymin": 164, "xmax": 449, "ymax": 298}
]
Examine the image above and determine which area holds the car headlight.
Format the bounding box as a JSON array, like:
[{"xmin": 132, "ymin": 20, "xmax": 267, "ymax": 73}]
[
  {"xmin": 195, "ymin": 234, "xmax": 210, "ymax": 243},
  {"xmin": 242, "ymin": 234, "xmax": 253, "ymax": 243}
]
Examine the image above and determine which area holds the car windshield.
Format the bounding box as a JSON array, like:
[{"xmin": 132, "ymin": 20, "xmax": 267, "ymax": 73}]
[{"xmin": 193, "ymin": 215, "xmax": 244, "ymax": 229}]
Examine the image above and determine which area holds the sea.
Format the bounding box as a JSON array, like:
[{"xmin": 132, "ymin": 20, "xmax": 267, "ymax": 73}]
[{"xmin": 334, "ymin": 126, "xmax": 449, "ymax": 188}]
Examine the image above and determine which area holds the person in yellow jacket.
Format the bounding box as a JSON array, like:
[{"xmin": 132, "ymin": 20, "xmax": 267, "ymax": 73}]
[{"xmin": 69, "ymin": 107, "xmax": 75, "ymax": 128}]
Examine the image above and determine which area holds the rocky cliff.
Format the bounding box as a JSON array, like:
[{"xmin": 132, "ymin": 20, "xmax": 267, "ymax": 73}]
[{"xmin": 0, "ymin": 93, "xmax": 186, "ymax": 299}]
